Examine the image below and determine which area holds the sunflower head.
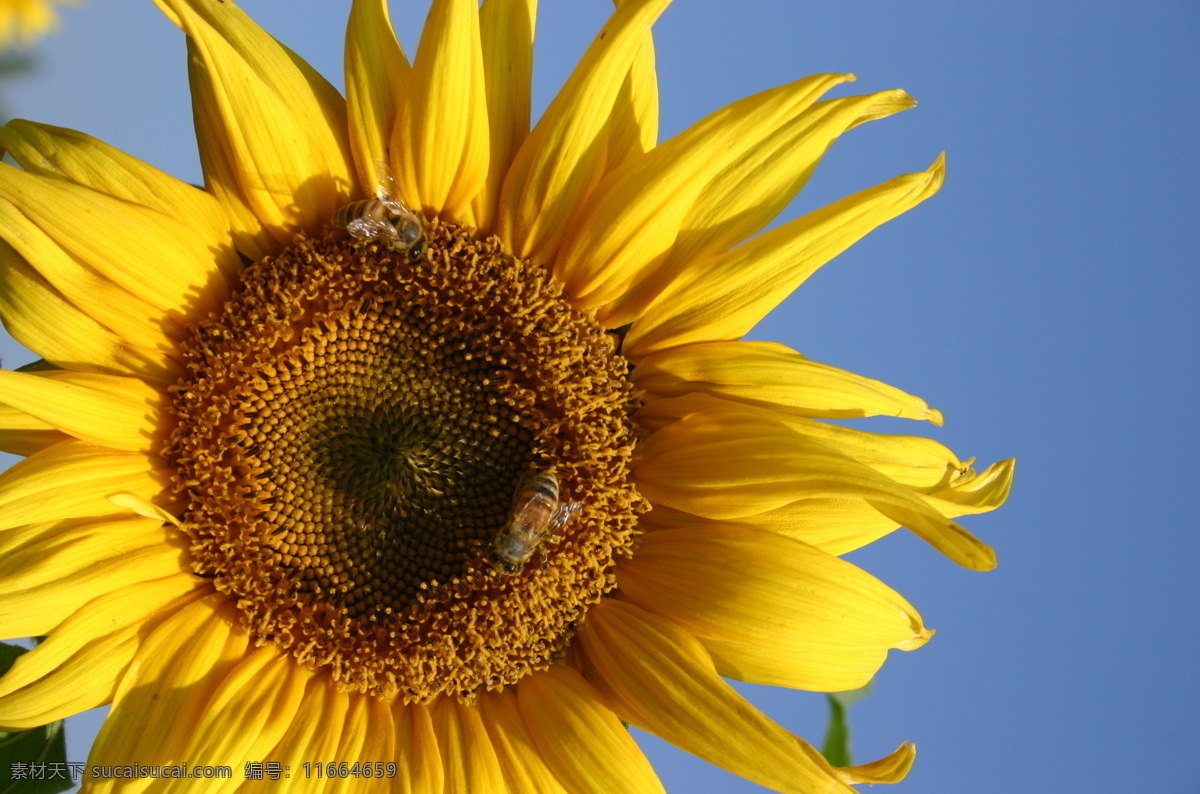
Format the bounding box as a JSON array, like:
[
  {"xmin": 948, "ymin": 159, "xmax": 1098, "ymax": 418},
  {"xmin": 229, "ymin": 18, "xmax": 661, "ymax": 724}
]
[
  {"xmin": 163, "ymin": 216, "xmax": 647, "ymax": 701},
  {"xmin": 0, "ymin": 0, "xmax": 1012, "ymax": 790}
]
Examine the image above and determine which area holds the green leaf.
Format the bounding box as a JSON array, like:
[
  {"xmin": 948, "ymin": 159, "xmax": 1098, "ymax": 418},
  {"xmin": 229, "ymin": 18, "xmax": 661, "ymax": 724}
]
[
  {"xmin": 0, "ymin": 643, "xmax": 73, "ymax": 794},
  {"xmin": 821, "ymin": 682, "xmax": 873, "ymax": 768}
]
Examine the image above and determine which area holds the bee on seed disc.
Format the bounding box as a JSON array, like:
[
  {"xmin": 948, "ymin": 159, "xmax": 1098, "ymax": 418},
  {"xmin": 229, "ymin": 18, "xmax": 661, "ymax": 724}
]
[
  {"xmin": 332, "ymin": 162, "xmax": 425, "ymax": 259},
  {"xmin": 489, "ymin": 468, "xmax": 581, "ymax": 576}
]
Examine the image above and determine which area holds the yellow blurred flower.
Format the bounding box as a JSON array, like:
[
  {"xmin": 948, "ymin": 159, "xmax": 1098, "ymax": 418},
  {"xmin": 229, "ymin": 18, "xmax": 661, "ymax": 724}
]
[
  {"xmin": 0, "ymin": 0, "xmax": 1013, "ymax": 791},
  {"xmin": 0, "ymin": 0, "xmax": 77, "ymax": 48}
]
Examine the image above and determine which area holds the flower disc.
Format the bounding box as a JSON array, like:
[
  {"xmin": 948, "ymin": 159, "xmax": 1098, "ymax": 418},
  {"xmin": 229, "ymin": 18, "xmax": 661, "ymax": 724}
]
[{"xmin": 165, "ymin": 219, "xmax": 645, "ymax": 701}]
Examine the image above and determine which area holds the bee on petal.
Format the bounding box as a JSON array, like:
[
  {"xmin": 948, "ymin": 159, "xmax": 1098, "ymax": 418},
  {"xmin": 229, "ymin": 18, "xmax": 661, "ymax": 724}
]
[
  {"xmin": 332, "ymin": 162, "xmax": 425, "ymax": 259},
  {"xmin": 490, "ymin": 468, "xmax": 581, "ymax": 576}
]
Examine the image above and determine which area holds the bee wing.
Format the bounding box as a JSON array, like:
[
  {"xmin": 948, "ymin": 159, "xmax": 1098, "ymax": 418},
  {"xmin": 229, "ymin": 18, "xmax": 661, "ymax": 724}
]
[
  {"xmin": 372, "ymin": 158, "xmax": 417, "ymax": 214},
  {"xmin": 345, "ymin": 215, "xmax": 397, "ymax": 239},
  {"xmin": 548, "ymin": 500, "xmax": 582, "ymax": 535},
  {"xmin": 372, "ymin": 159, "xmax": 400, "ymax": 196}
]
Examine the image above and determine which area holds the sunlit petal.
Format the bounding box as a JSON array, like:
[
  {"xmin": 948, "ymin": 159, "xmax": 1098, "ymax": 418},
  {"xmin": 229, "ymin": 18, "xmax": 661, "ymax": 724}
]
[{"xmin": 391, "ymin": 0, "xmax": 489, "ymax": 220}]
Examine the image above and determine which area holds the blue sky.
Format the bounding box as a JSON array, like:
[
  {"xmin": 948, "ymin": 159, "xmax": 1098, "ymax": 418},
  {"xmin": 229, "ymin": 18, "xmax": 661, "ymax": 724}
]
[{"xmin": 1, "ymin": 1, "xmax": 1196, "ymax": 792}]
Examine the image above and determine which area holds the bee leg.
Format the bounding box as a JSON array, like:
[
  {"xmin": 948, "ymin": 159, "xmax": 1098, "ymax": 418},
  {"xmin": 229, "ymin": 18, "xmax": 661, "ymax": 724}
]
[{"xmin": 539, "ymin": 548, "xmax": 549, "ymax": 571}]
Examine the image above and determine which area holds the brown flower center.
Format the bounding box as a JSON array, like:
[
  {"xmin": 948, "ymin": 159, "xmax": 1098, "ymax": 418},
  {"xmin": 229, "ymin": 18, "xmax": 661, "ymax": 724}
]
[{"xmin": 164, "ymin": 219, "xmax": 644, "ymax": 701}]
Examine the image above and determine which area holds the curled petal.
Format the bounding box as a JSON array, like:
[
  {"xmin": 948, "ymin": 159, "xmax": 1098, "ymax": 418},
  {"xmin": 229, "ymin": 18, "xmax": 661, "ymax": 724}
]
[
  {"xmin": 602, "ymin": 89, "xmax": 918, "ymax": 324},
  {"xmin": 837, "ymin": 742, "xmax": 917, "ymax": 785},
  {"xmin": 635, "ymin": 407, "xmax": 996, "ymax": 570},
  {"xmin": 637, "ymin": 392, "xmax": 970, "ymax": 491}
]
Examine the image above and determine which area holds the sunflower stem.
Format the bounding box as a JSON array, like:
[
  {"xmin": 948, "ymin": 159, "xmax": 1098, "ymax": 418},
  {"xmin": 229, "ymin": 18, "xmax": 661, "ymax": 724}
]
[{"xmin": 821, "ymin": 683, "xmax": 873, "ymax": 767}]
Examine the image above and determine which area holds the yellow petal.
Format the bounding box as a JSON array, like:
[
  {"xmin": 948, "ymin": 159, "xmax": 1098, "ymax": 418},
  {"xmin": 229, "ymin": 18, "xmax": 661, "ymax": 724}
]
[
  {"xmin": 0, "ymin": 165, "xmax": 229, "ymax": 333},
  {"xmin": 189, "ymin": 64, "xmax": 277, "ymax": 264},
  {"xmin": 472, "ymin": 0, "xmax": 536, "ymax": 233},
  {"xmin": 601, "ymin": 0, "xmax": 659, "ymax": 172},
  {"xmin": 0, "ymin": 440, "xmax": 169, "ymax": 533},
  {"xmin": 518, "ymin": 666, "xmax": 664, "ymax": 794},
  {"xmin": 496, "ymin": 0, "xmax": 673, "ymax": 264},
  {"xmin": 925, "ymin": 457, "xmax": 1016, "ymax": 518},
  {"xmin": 634, "ymin": 407, "xmax": 996, "ymax": 570},
  {"xmin": 154, "ymin": 0, "xmax": 355, "ymax": 255},
  {"xmin": 356, "ymin": 701, "xmax": 401, "ymax": 794},
  {"xmin": 328, "ymin": 694, "xmax": 373, "ymax": 793},
  {"xmin": 108, "ymin": 492, "xmax": 182, "ymax": 528},
  {"xmin": 257, "ymin": 675, "xmax": 350, "ymax": 792},
  {"xmin": 642, "ymin": 501, "xmax": 898, "ymax": 560},
  {"xmin": 624, "ymin": 154, "xmax": 946, "ymax": 359},
  {"xmin": 345, "ymin": 0, "xmax": 411, "ymax": 199},
  {"xmin": 391, "ymin": 702, "xmax": 443, "ymax": 794},
  {"xmin": 636, "ymin": 394, "xmax": 1011, "ymax": 558},
  {"xmin": 0, "ymin": 120, "xmax": 239, "ymax": 279},
  {"xmin": 556, "ymin": 74, "xmax": 852, "ymax": 308},
  {"xmin": 0, "ymin": 207, "xmax": 183, "ymax": 359},
  {"xmin": 0, "ymin": 369, "xmax": 165, "ymax": 453},
  {"xmin": 0, "ymin": 241, "xmax": 181, "ymax": 386},
  {"xmin": 837, "ymin": 742, "xmax": 917, "ymax": 785},
  {"xmin": 431, "ymin": 696, "xmax": 505, "ymax": 794},
  {"xmin": 392, "ymin": 0, "xmax": 489, "ymax": 220},
  {"xmin": 0, "ymin": 400, "xmax": 69, "ymax": 457},
  {"xmin": 0, "ymin": 516, "xmax": 94, "ymax": 560},
  {"xmin": 0, "ymin": 574, "xmax": 202, "ymax": 731},
  {"xmin": 632, "ymin": 340, "xmax": 942, "ymax": 424},
  {"xmin": 637, "ymin": 391, "xmax": 966, "ymax": 490},
  {"xmin": 0, "ymin": 515, "xmax": 187, "ymax": 638},
  {"xmin": 578, "ymin": 598, "xmax": 861, "ymax": 793},
  {"xmin": 603, "ymin": 89, "xmax": 918, "ymax": 325},
  {"xmin": 617, "ymin": 528, "xmax": 930, "ymax": 691},
  {"xmin": 477, "ymin": 689, "xmax": 571, "ymax": 793},
  {"xmin": 179, "ymin": 646, "xmax": 312, "ymax": 794},
  {"xmin": 86, "ymin": 596, "xmax": 248, "ymax": 794}
]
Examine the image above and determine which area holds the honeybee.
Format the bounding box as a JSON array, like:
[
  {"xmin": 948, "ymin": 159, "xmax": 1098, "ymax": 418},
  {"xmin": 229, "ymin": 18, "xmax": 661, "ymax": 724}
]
[
  {"xmin": 489, "ymin": 468, "xmax": 582, "ymax": 576},
  {"xmin": 332, "ymin": 163, "xmax": 425, "ymax": 259}
]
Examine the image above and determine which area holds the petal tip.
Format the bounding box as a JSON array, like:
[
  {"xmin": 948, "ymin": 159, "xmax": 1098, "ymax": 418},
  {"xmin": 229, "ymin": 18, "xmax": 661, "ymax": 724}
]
[{"xmin": 836, "ymin": 740, "xmax": 917, "ymax": 785}]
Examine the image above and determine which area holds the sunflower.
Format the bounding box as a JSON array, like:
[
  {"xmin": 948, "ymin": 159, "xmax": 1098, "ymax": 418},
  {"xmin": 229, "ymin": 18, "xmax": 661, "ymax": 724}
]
[
  {"xmin": 0, "ymin": 0, "xmax": 1013, "ymax": 791},
  {"xmin": 0, "ymin": 0, "xmax": 77, "ymax": 48}
]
